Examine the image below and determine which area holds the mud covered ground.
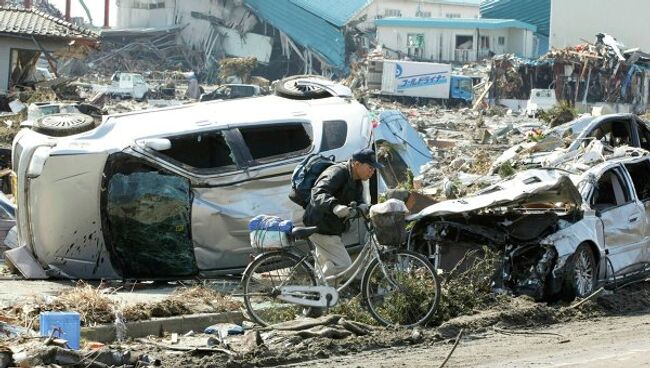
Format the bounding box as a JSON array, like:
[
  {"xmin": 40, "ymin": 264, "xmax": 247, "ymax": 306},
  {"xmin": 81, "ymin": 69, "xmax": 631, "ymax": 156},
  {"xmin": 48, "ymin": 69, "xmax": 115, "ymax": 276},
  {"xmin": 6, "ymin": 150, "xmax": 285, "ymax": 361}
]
[{"xmin": 153, "ymin": 281, "xmax": 650, "ymax": 367}]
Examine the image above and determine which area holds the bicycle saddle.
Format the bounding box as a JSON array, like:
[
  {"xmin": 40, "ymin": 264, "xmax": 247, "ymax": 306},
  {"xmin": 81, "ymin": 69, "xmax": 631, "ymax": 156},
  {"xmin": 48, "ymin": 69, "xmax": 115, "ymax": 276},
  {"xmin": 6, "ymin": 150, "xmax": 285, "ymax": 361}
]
[{"xmin": 291, "ymin": 226, "xmax": 319, "ymax": 239}]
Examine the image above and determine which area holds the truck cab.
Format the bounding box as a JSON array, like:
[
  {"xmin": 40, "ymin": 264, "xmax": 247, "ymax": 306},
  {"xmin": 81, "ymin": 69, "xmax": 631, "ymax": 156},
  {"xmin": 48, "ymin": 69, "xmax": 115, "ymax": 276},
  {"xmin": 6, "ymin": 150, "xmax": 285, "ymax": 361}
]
[{"xmin": 450, "ymin": 76, "xmax": 473, "ymax": 104}]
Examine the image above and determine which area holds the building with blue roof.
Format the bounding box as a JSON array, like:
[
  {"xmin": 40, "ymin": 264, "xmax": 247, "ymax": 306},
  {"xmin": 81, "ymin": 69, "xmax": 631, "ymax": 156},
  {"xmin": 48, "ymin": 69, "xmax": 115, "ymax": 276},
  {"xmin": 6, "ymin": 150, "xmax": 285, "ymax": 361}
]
[
  {"xmin": 244, "ymin": 0, "xmax": 372, "ymax": 75},
  {"xmin": 375, "ymin": 17, "xmax": 536, "ymax": 63}
]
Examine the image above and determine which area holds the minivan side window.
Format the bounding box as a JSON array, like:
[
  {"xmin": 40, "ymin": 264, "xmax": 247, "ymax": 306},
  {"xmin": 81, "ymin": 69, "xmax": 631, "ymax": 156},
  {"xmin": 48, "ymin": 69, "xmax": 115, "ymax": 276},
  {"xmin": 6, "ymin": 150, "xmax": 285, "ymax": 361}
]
[
  {"xmin": 321, "ymin": 120, "xmax": 347, "ymax": 151},
  {"xmin": 159, "ymin": 130, "xmax": 238, "ymax": 173},
  {"xmin": 624, "ymin": 160, "xmax": 650, "ymax": 202},
  {"xmin": 591, "ymin": 168, "xmax": 632, "ymax": 211},
  {"xmin": 239, "ymin": 123, "xmax": 311, "ymax": 164}
]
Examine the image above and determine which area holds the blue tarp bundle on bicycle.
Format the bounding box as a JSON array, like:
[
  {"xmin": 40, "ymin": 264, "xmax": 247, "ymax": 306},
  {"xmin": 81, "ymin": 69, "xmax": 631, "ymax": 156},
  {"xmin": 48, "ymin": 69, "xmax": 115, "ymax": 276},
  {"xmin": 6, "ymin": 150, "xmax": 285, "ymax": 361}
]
[{"xmin": 248, "ymin": 215, "xmax": 294, "ymax": 250}]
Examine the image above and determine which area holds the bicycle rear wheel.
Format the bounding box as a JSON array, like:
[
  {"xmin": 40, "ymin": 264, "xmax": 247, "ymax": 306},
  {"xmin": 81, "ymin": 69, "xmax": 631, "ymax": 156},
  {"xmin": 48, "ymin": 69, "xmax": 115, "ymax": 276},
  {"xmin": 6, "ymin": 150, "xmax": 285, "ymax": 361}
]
[
  {"xmin": 242, "ymin": 251, "xmax": 317, "ymax": 326},
  {"xmin": 362, "ymin": 250, "xmax": 440, "ymax": 327}
]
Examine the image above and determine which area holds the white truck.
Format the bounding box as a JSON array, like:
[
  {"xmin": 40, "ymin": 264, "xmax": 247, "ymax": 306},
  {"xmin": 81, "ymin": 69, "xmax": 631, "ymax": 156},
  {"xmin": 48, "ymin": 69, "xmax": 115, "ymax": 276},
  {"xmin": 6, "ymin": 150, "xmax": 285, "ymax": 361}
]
[
  {"xmin": 93, "ymin": 72, "xmax": 150, "ymax": 100},
  {"xmin": 368, "ymin": 60, "xmax": 473, "ymax": 103}
]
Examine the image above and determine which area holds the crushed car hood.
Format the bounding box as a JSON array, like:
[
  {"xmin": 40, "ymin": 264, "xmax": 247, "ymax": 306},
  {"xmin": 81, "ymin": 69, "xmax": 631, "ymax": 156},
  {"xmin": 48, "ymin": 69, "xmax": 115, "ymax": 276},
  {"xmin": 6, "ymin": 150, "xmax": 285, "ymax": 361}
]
[{"xmin": 409, "ymin": 169, "xmax": 583, "ymax": 220}]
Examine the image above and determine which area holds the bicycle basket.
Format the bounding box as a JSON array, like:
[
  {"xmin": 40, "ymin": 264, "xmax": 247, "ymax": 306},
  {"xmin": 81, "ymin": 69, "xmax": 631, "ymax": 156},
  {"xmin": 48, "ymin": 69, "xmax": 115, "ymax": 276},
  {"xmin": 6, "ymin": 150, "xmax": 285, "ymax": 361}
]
[{"xmin": 369, "ymin": 199, "xmax": 409, "ymax": 245}]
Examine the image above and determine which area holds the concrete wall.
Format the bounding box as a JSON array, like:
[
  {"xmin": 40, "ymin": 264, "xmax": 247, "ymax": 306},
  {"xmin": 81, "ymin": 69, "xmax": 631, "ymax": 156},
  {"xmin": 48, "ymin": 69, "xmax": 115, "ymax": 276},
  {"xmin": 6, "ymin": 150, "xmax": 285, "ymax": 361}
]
[
  {"xmin": 115, "ymin": 0, "xmax": 176, "ymax": 28},
  {"xmin": 173, "ymin": 0, "xmax": 257, "ymax": 50},
  {"xmin": 376, "ymin": 25, "xmax": 532, "ymax": 62},
  {"xmin": 364, "ymin": 0, "xmax": 479, "ymax": 18},
  {"xmin": 550, "ymin": 0, "xmax": 650, "ymax": 50},
  {"xmin": 507, "ymin": 28, "xmax": 534, "ymax": 57},
  {"xmin": 115, "ymin": 0, "xmax": 262, "ymax": 60},
  {"xmin": 0, "ymin": 36, "xmax": 67, "ymax": 94}
]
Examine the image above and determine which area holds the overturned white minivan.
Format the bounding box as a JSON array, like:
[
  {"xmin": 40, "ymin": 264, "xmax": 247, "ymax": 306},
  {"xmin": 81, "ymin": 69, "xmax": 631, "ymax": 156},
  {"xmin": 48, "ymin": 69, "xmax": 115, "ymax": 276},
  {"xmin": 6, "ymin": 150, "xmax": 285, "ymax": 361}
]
[{"xmin": 9, "ymin": 77, "xmax": 432, "ymax": 279}]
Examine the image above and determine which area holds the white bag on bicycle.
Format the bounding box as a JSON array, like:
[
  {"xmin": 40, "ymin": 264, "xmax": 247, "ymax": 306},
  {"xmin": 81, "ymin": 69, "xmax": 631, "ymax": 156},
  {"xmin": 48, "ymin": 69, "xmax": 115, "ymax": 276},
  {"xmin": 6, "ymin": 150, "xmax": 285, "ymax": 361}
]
[
  {"xmin": 369, "ymin": 199, "xmax": 409, "ymax": 245},
  {"xmin": 248, "ymin": 215, "xmax": 293, "ymax": 250}
]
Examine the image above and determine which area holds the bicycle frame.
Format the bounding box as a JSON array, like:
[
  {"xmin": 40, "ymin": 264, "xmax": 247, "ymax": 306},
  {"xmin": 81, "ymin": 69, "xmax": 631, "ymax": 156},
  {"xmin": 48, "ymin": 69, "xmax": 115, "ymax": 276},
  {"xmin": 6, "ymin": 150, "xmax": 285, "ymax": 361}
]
[
  {"xmin": 298, "ymin": 212, "xmax": 397, "ymax": 293},
  {"xmin": 242, "ymin": 212, "xmax": 405, "ymax": 302}
]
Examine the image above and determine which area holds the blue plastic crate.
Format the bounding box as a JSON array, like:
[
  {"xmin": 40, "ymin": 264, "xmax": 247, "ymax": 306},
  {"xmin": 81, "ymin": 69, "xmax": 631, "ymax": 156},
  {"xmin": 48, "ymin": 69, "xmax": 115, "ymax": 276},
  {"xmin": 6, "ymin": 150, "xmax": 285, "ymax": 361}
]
[{"xmin": 40, "ymin": 311, "xmax": 81, "ymax": 349}]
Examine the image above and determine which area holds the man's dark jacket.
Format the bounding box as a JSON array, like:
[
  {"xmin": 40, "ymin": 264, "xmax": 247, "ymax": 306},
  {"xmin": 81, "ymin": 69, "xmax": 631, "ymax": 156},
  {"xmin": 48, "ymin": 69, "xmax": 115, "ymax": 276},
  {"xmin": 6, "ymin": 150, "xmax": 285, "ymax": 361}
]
[{"xmin": 303, "ymin": 161, "xmax": 364, "ymax": 235}]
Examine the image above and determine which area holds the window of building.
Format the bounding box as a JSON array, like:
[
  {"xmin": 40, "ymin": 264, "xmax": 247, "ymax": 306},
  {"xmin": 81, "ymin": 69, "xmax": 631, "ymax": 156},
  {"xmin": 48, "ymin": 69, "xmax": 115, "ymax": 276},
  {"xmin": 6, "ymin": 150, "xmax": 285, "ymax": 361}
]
[
  {"xmin": 445, "ymin": 13, "xmax": 461, "ymax": 18},
  {"xmin": 480, "ymin": 35, "xmax": 490, "ymax": 49},
  {"xmin": 407, "ymin": 33, "xmax": 425, "ymax": 59},
  {"xmin": 9, "ymin": 49, "xmax": 40, "ymax": 89},
  {"xmin": 415, "ymin": 10, "xmax": 431, "ymax": 18},
  {"xmin": 384, "ymin": 9, "xmax": 402, "ymax": 17},
  {"xmin": 132, "ymin": 0, "xmax": 166, "ymax": 9},
  {"xmin": 321, "ymin": 120, "xmax": 348, "ymax": 151},
  {"xmin": 160, "ymin": 130, "xmax": 238, "ymax": 173},
  {"xmin": 239, "ymin": 123, "xmax": 312, "ymax": 164},
  {"xmin": 498, "ymin": 36, "xmax": 506, "ymax": 46}
]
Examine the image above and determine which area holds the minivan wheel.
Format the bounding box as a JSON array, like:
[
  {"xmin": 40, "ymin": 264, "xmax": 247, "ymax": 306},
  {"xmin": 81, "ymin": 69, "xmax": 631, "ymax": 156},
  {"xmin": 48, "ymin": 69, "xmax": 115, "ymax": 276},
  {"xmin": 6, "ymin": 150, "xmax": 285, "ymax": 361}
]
[
  {"xmin": 33, "ymin": 113, "xmax": 95, "ymax": 137},
  {"xmin": 275, "ymin": 75, "xmax": 332, "ymax": 99},
  {"xmin": 562, "ymin": 243, "xmax": 596, "ymax": 301}
]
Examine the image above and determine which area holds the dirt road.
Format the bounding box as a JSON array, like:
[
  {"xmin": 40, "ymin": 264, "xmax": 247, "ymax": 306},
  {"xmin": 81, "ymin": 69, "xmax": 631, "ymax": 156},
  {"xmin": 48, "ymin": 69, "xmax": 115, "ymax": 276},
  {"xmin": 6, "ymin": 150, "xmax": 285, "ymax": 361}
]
[{"xmin": 293, "ymin": 310, "xmax": 650, "ymax": 368}]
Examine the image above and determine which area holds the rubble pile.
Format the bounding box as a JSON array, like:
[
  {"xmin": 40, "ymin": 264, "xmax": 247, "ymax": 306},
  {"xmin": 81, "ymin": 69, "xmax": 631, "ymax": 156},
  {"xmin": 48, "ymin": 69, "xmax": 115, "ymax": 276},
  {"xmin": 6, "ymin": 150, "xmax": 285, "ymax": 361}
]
[
  {"xmin": 367, "ymin": 98, "xmax": 543, "ymax": 200},
  {"xmin": 87, "ymin": 33, "xmax": 203, "ymax": 77},
  {"xmin": 491, "ymin": 33, "xmax": 650, "ymax": 112},
  {"xmin": 218, "ymin": 57, "xmax": 258, "ymax": 84},
  {"xmin": 2, "ymin": 283, "xmax": 240, "ymax": 330},
  {"xmin": 123, "ymin": 286, "xmax": 242, "ymax": 322}
]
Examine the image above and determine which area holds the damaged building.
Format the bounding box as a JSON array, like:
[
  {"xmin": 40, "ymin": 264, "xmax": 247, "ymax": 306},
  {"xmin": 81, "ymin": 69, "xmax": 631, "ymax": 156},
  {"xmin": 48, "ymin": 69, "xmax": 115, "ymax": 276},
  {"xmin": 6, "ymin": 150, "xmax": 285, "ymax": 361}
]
[
  {"xmin": 108, "ymin": 0, "xmax": 373, "ymax": 81},
  {"xmin": 0, "ymin": 6, "xmax": 98, "ymax": 95},
  {"xmin": 375, "ymin": 17, "xmax": 536, "ymax": 63},
  {"xmin": 490, "ymin": 33, "xmax": 650, "ymax": 114}
]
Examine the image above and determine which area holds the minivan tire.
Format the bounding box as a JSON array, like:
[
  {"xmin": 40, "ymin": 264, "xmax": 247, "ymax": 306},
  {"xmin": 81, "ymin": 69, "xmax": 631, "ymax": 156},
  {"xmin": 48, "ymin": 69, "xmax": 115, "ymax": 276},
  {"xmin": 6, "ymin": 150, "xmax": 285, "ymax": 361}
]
[
  {"xmin": 33, "ymin": 113, "xmax": 95, "ymax": 137},
  {"xmin": 275, "ymin": 75, "xmax": 332, "ymax": 100}
]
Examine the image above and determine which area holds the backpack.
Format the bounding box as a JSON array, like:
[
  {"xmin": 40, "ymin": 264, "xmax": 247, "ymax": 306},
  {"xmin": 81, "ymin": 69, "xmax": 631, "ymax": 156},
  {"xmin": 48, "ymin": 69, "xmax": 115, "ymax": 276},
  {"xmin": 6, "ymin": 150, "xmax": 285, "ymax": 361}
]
[{"xmin": 289, "ymin": 153, "xmax": 336, "ymax": 208}]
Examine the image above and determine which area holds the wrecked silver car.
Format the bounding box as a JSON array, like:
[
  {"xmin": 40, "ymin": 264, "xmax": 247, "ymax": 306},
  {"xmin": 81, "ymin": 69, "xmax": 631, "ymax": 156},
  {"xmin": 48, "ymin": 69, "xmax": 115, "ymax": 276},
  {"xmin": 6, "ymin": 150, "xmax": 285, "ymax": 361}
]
[
  {"xmin": 8, "ymin": 79, "xmax": 432, "ymax": 280},
  {"xmin": 409, "ymin": 150, "xmax": 650, "ymax": 300},
  {"xmin": 492, "ymin": 113, "xmax": 650, "ymax": 171}
]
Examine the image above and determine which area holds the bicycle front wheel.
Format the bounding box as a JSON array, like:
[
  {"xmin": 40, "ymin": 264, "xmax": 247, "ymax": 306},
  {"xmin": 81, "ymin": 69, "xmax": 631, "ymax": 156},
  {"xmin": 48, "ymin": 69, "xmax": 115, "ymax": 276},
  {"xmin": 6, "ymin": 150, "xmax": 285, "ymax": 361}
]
[
  {"xmin": 362, "ymin": 250, "xmax": 440, "ymax": 327},
  {"xmin": 242, "ymin": 251, "xmax": 317, "ymax": 327}
]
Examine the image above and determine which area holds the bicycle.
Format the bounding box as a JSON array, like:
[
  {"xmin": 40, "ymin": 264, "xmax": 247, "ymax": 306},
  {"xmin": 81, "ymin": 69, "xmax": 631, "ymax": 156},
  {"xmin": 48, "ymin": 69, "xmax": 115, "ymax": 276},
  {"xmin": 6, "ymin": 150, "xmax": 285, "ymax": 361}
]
[{"xmin": 240, "ymin": 203, "xmax": 441, "ymax": 327}]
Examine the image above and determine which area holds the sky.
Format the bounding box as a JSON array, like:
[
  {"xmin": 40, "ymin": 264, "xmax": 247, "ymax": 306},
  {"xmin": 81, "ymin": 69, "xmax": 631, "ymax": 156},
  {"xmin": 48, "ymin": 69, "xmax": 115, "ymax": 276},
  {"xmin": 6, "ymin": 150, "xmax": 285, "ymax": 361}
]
[{"xmin": 48, "ymin": 0, "xmax": 119, "ymax": 27}]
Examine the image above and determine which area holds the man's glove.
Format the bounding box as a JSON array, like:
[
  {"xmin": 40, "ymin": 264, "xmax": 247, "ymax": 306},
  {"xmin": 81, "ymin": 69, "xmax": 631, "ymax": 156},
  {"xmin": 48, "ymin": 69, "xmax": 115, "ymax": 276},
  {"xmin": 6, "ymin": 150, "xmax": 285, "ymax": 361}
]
[
  {"xmin": 357, "ymin": 203, "xmax": 370, "ymax": 215},
  {"xmin": 333, "ymin": 204, "xmax": 353, "ymax": 218}
]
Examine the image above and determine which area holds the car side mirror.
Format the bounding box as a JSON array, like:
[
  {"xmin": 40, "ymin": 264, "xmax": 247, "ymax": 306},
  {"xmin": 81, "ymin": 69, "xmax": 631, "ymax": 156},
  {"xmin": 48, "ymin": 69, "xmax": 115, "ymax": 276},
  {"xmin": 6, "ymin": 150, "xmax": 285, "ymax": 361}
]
[{"xmin": 140, "ymin": 138, "xmax": 171, "ymax": 151}]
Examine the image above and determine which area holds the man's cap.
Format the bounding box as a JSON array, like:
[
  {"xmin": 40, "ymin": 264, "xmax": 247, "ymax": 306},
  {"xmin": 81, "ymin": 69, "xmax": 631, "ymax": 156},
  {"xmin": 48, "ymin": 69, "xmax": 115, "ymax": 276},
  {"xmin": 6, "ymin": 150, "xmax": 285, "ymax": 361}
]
[{"xmin": 352, "ymin": 148, "xmax": 384, "ymax": 169}]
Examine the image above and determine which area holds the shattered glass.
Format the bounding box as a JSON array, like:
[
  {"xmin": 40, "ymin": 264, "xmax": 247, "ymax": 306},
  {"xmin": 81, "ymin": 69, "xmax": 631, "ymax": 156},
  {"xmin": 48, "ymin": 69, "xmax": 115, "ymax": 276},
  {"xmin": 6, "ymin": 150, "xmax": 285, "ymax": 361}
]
[{"xmin": 106, "ymin": 172, "xmax": 197, "ymax": 278}]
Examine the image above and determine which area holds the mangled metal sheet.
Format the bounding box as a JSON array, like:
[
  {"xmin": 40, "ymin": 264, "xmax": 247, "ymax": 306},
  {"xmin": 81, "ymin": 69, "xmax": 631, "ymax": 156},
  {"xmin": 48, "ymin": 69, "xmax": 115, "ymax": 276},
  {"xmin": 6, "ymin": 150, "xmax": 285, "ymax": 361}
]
[
  {"xmin": 373, "ymin": 110, "xmax": 434, "ymax": 191},
  {"xmin": 212, "ymin": 25, "xmax": 273, "ymax": 63},
  {"xmin": 410, "ymin": 169, "xmax": 582, "ymax": 220}
]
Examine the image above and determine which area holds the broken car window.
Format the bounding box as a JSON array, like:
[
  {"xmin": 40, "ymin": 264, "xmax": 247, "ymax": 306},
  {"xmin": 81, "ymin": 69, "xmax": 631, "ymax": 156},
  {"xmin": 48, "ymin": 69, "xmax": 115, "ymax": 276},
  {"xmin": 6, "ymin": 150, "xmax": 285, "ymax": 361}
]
[
  {"xmin": 239, "ymin": 123, "xmax": 312, "ymax": 164},
  {"xmin": 321, "ymin": 120, "xmax": 348, "ymax": 151},
  {"xmin": 159, "ymin": 130, "xmax": 238, "ymax": 173},
  {"xmin": 105, "ymin": 170, "xmax": 197, "ymax": 277},
  {"xmin": 591, "ymin": 169, "xmax": 632, "ymax": 211},
  {"xmin": 636, "ymin": 122, "xmax": 650, "ymax": 151},
  {"xmin": 587, "ymin": 120, "xmax": 631, "ymax": 147},
  {"xmin": 624, "ymin": 160, "xmax": 650, "ymax": 202},
  {"xmin": 376, "ymin": 141, "xmax": 409, "ymax": 189}
]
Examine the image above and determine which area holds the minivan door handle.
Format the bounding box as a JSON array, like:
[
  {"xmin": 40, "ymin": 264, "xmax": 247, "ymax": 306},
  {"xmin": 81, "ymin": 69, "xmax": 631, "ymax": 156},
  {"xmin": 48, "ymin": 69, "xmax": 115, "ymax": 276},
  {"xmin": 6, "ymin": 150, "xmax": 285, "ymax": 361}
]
[{"xmin": 628, "ymin": 216, "xmax": 638, "ymax": 223}]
